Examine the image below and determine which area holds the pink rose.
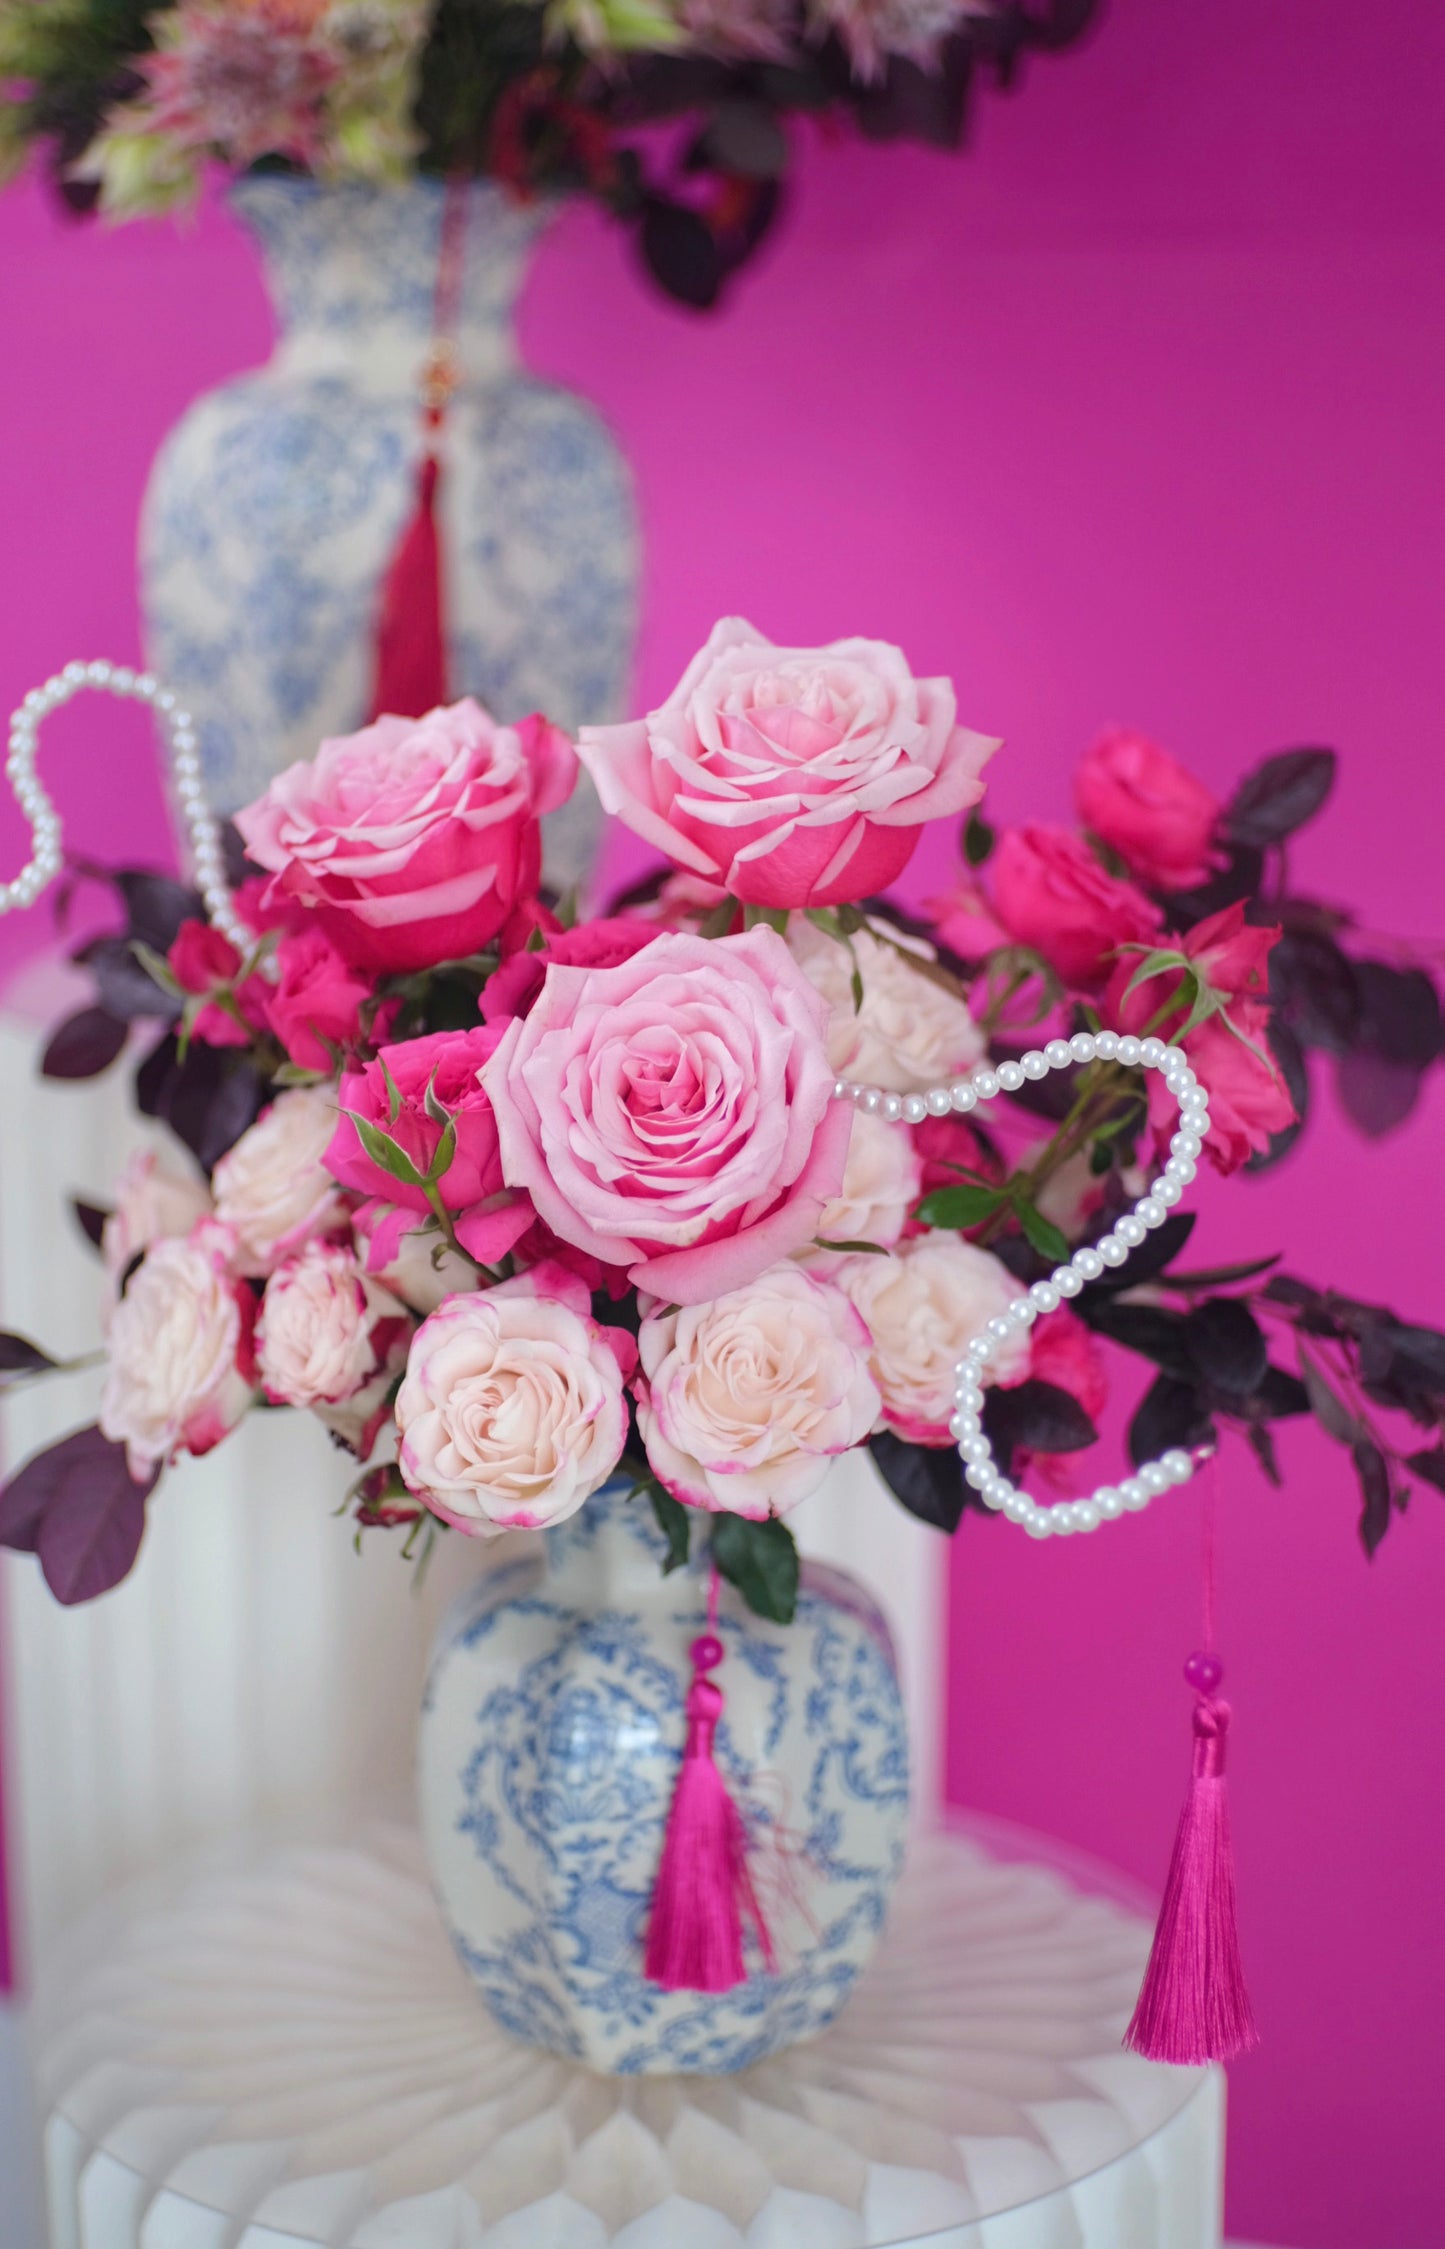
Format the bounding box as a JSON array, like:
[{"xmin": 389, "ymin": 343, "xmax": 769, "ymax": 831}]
[
  {"xmin": 832, "ymin": 1236, "xmax": 1029, "ymax": 1444},
  {"xmin": 924, "ymin": 879, "xmax": 1009, "ymax": 964},
  {"xmin": 577, "ymin": 617, "xmax": 999, "ymax": 910},
  {"xmin": 99, "ymin": 1230, "xmax": 257, "ymax": 1476},
  {"xmin": 167, "ymin": 917, "xmax": 268, "ymax": 1050},
  {"xmin": 479, "ymin": 916, "xmax": 656, "ymax": 1025},
  {"xmin": 991, "ymin": 824, "xmax": 1163, "ymax": 990},
  {"xmin": 327, "ymin": 1025, "xmax": 532, "ymax": 1271},
  {"xmin": 265, "ymin": 926, "xmax": 379, "ymax": 1072},
  {"xmin": 808, "ymin": 1106, "xmax": 922, "ymax": 1256},
  {"xmin": 255, "ymin": 1240, "xmax": 409, "ymax": 1411},
  {"xmin": 1075, "ymin": 728, "xmax": 1220, "ymax": 894},
  {"xmin": 1024, "ymin": 1308, "xmax": 1108, "ymax": 1420},
  {"xmin": 101, "ymin": 1151, "xmax": 212, "ymax": 1315},
  {"xmin": 786, "ymin": 915, "xmax": 985, "ymax": 1092},
  {"xmin": 637, "ymin": 1264, "xmax": 880, "ymax": 1518},
  {"xmin": 235, "ymin": 699, "xmax": 577, "ymax": 974},
  {"xmin": 395, "ymin": 1265, "xmax": 636, "ymax": 1535},
  {"xmin": 481, "ymin": 927, "xmax": 852, "ymax": 1306},
  {"xmin": 1104, "ymin": 903, "xmax": 1295, "ymax": 1172},
  {"xmin": 212, "ymin": 1087, "xmax": 347, "ymax": 1276}
]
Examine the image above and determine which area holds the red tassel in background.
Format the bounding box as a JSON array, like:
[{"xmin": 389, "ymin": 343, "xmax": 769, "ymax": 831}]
[
  {"xmin": 645, "ymin": 1575, "xmax": 776, "ymax": 1993},
  {"xmin": 367, "ymin": 178, "xmax": 470, "ymax": 722},
  {"xmin": 1126, "ymin": 1472, "xmax": 1259, "ymax": 2067}
]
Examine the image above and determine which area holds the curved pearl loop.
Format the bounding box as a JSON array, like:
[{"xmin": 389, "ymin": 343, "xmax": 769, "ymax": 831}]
[
  {"xmin": 4, "ymin": 661, "xmax": 253, "ymax": 960},
  {"xmin": 832, "ymin": 1034, "xmax": 1215, "ymax": 1538}
]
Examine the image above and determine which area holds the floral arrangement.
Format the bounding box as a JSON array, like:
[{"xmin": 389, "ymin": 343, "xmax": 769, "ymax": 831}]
[
  {"xmin": 0, "ymin": 0, "xmax": 1096, "ymax": 303},
  {"xmin": 3, "ymin": 617, "xmax": 1444, "ymax": 1618}
]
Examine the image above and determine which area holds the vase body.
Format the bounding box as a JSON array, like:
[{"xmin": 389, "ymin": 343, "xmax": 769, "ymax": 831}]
[
  {"xmin": 419, "ymin": 1481, "xmax": 910, "ymax": 2075},
  {"xmin": 139, "ymin": 176, "xmax": 637, "ymax": 884}
]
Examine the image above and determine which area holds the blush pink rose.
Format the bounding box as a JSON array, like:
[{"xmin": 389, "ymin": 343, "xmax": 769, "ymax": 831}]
[
  {"xmin": 235, "ymin": 698, "xmax": 577, "ymax": 975},
  {"xmin": 101, "ymin": 1151, "xmax": 212, "ymax": 1316},
  {"xmin": 991, "ymin": 824, "xmax": 1163, "ymax": 990},
  {"xmin": 327, "ymin": 1025, "xmax": 533, "ymax": 1271},
  {"xmin": 479, "ymin": 916, "xmax": 656, "ymax": 1025},
  {"xmin": 637, "ymin": 1264, "xmax": 880, "ymax": 1518},
  {"xmin": 832, "ymin": 1236, "xmax": 1029, "ymax": 1444},
  {"xmin": 255, "ymin": 1240, "xmax": 409, "ymax": 1411},
  {"xmin": 395, "ymin": 1265, "xmax": 636, "ymax": 1535},
  {"xmin": 577, "ymin": 617, "xmax": 999, "ymax": 910},
  {"xmin": 1075, "ymin": 728, "xmax": 1221, "ymax": 893},
  {"xmin": 264, "ymin": 926, "xmax": 380, "ymax": 1072},
  {"xmin": 1104, "ymin": 903, "xmax": 1295, "ymax": 1173},
  {"xmin": 480, "ymin": 926, "xmax": 852, "ymax": 1305},
  {"xmin": 211, "ymin": 1087, "xmax": 347, "ymax": 1276},
  {"xmin": 99, "ymin": 1230, "xmax": 257, "ymax": 1476}
]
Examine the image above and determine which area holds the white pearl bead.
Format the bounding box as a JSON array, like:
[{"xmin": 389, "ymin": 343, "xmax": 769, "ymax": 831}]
[
  {"xmin": 1139, "ymin": 1461, "xmax": 1170, "ymax": 1495},
  {"xmin": 860, "ymin": 1089, "xmax": 882, "ymax": 1114},
  {"xmin": 1072, "ymin": 1247, "xmax": 1104, "ymax": 1281},
  {"xmin": 1096, "ymin": 1486, "xmax": 1124, "ymax": 1519},
  {"xmin": 1099, "ymin": 1236, "xmax": 1129, "ymax": 1267},
  {"xmin": 1139, "ymin": 1036, "xmax": 1166, "ymax": 1067},
  {"xmin": 1136, "ymin": 1196, "xmax": 1167, "ymax": 1228},
  {"xmin": 1002, "ymin": 1491, "xmax": 1031, "ymax": 1523},
  {"xmin": 985, "ymin": 1314, "xmax": 1014, "ymax": 1344},
  {"xmin": 1021, "ymin": 1049, "xmax": 1049, "ymax": 1080},
  {"xmin": 1045, "ymin": 1038, "xmax": 1072, "ymax": 1069},
  {"xmin": 1120, "ymin": 1477, "xmax": 1150, "ymax": 1510},
  {"xmin": 1165, "ymin": 1157, "xmax": 1196, "ymax": 1187},
  {"xmin": 1029, "ymin": 1281, "xmax": 1061, "ymax": 1314},
  {"xmin": 1162, "ymin": 1449, "xmax": 1195, "ymax": 1485},
  {"xmin": 1025, "ymin": 1512, "xmax": 1054, "ymax": 1538},
  {"xmin": 1054, "ymin": 1268, "xmax": 1083, "ymax": 1298},
  {"xmin": 972, "ymin": 1068, "xmax": 1000, "ymax": 1101},
  {"xmin": 958, "ymin": 1432, "xmax": 991, "ymax": 1462},
  {"xmin": 981, "ymin": 1481, "xmax": 1008, "ymax": 1511},
  {"xmin": 902, "ymin": 1093, "xmax": 928, "ymax": 1123},
  {"xmin": 1050, "ymin": 1505, "xmax": 1077, "ymax": 1536},
  {"xmin": 1116, "ymin": 1214, "xmax": 1146, "ymax": 1247},
  {"xmin": 1093, "ymin": 1028, "xmax": 1120, "ymax": 1059},
  {"xmin": 1073, "ymin": 1499, "xmax": 1101, "ymax": 1532},
  {"xmin": 833, "ymin": 1079, "xmax": 850, "ymax": 1100},
  {"xmin": 1171, "ymin": 1130, "xmax": 1203, "ymax": 1161},
  {"xmin": 881, "ymin": 1093, "xmax": 904, "ymax": 1122},
  {"xmin": 1069, "ymin": 1031, "xmax": 1097, "ymax": 1064},
  {"xmin": 1116, "ymin": 1035, "xmax": 1143, "ymax": 1065},
  {"xmin": 996, "ymin": 1059, "xmax": 1025, "ymax": 1092},
  {"xmin": 950, "ymin": 1081, "xmax": 977, "ymax": 1112},
  {"xmin": 925, "ymin": 1087, "xmax": 952, "ymax": 1116},
  {"xmin": 1155, "ymin": 1178, "xmax": 1183, "ymax": 1207},
  {"xmin": 965, "ymin": 1462, "xmax": 994, "ymax": 1491}
]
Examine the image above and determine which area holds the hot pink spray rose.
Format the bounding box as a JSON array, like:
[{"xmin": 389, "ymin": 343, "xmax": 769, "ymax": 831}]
[
  {"xmin": 480, "ymin": 926, "xmax": 852, "ymax": 1305},
  {"xmin": 167, "ymin": 917, "xmax": 269, "ymax": 1049},
  {"xmin": 1075, "ymin": 728, "xmax": 1221, "ymax": 893},
  {"xmin": 394, "ymin": 1265, "xmax": 636, "ymax": 1535},
  {"xmin": 637, "ymin": 1264, "xmax": 880, "ymax": 1518},
  {"xmin": 327, "ymin": 1025, "xmax": 533, "ymax": 1271},
  {"xmin": 1104, "ymin": 902, "xmax": 1295, "ymax": 1172},
  {"xmin": 991, "ymin": 823, "xmax": 1163, "ymax": 990},
  {"xmin": 577, "ymin": 618, "xmax": 999, "ymax": 910},
  {"xmin": 99, "ymin": 1230, "xmax": 257, "ymax": 1477},
  {"xmin": 264, "ymin": 926, "xmax": 380, "ymax": 1072},
  {"xmin": 479, "ymin": 916, "xmax": 655, "ymax": 1025},
  {"xmin": 235, "ymin": 699, "xmax": 576, "ymax": 974}
]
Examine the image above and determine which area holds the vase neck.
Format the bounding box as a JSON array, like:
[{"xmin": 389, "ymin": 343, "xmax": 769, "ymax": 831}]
[
  {"xmin": 230, "ymin": 176, "xmax": 551, "ymax": 392},
  {"xmin": 545, "ymin": 1481, "xmax": 688, "ymax": 1605}
]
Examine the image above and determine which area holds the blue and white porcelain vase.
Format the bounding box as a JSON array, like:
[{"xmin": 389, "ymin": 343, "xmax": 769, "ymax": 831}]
[
  {"xmin": 419, "ymin": 1480, "xmax": 910, "ymax": 2075},
  {"xmin": 140, "ymin": 176, "xmax": 637, "ymax": 884}
]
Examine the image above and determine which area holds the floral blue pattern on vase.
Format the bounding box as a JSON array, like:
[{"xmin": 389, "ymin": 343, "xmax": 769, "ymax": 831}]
[
  {"xmin": 139, "ymin": 176, "xmax": 637, "ymax": 883},
  {"xmin": 418, "ymin": 1480, "xmax": 910, "ymax": 2075}
]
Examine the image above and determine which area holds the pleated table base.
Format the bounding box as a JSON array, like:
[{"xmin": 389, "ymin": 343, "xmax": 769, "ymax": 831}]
[{"xmin": 33, "ymin": 1823, "xmax": 1223, "ymax": 2249}]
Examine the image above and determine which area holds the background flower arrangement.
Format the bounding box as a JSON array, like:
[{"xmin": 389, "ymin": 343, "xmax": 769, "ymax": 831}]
[
  {"xmin": 0, "ymin": 0, "xmax": 1097, "ymax": 303},
  {"xmin": 3, "ymin": 616, "xmax": 1444, "ymax": 1619}
]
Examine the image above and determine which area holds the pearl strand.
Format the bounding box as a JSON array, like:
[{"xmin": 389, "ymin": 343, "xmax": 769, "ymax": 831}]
[
  {"xmin": 833, "ymin": 1029, "xmax": 1214, "ymax": 1537},
  {"xmin": 4, "ymin": 661, "xmax": 253, "ymax": 960}
]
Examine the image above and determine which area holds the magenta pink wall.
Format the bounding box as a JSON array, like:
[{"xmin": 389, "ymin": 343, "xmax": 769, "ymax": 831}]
[{"xmin": 4, "ymin": 0, "xmax": 1445, "ymax": 2240}]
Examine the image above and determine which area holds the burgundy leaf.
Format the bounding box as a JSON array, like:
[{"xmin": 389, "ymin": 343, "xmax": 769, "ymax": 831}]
[
  {"xmin": 1336, "ymin": 1050, "xmax": 1423, "ymax": 1138},
  {"xmin": 0, "ymin": 1425, "xmax": 157, "ymax": 1596},
  {"xmin": 72, "ymin": 1198, "xmax": 111, "ymax": 1252},
  {"xmin": 0, "ymin": 1331, "xmax": 59, "ymax": 1376},
  {"xmin": 41, "ymin": 1006, "xmax": 128, "ymax": 1081}
]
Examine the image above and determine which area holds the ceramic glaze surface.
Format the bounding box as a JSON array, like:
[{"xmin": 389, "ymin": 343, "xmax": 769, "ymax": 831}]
[
  {"xmin": 419, "ymin": 1481, "xmax": 910, "ymax": 2075},
  {"xmin": 139, "ymin": 176, "xmax": 637, "ymax": 880}
]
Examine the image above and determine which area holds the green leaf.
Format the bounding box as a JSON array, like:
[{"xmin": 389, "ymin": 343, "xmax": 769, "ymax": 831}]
[
  {"xmin": 648, "ymin": 1485, "xmax": 692, "ymax": 1573},
  {"xmin": 1014, "ymin": 1200, "xmax": 1069, "ymax": 1263},
  {"xmin": 916, "ymin": 1183, "xmax": 1006, "ymax": 1231},
  {"xmin": 743, "ymin": 904, "xmax": 790, "ymax": 936},
  {"xmin": 425, "ymin": 1115, "xmax": 458, "ymax": 1186},
  {"xmin": 422, "ymin": 1070, "xmax": 451, "ymax": 1129},
  {"xmin": 378, "ymin": 1054, "xmax": 403, "ymax": 1126},
  {"xmin": 812, "ymin": 1236, "xmax": 889, "ymax": 1255},
  {"xmin": 129, "ymin": 939, "xmax": 183, "ymax": 1000},
  {"xmin": 525, "ymin": 922, "xmax": 548, "ymax": 952},
  {"xmin": 710, "ymin": 1511, "xmax": 799, "ymax": 1623},
  {"xmin": 344, "ymin": 1111, "xmax": 425, "ymax": 1190},
  {"xmin": 962, "ymin": 810, "xmax": 995, "ymax": 868},
  {"xmin": 1120, "ymin": 948, "xmax": 1192, "ymax": 1005},
  {"xmin": 698, "ymin": 895, "xmax": 741, "ymax": 939},
  {"xmin": 554, "ymin": 887, "xmax": 579, "ymax": 931},
  {"xmin": 272, "ymin": 1060, "xmax": 329, "ymax": 1089},
  {"xmin": 850, "ymin": 957, "xmax": 864, "ymax": 1013}
]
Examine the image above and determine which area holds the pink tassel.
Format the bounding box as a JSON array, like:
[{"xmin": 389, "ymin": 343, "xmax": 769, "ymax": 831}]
[
  {"xmin": 645, "ymin": 1579, "xmax": 775, "ymax": 1993},
  {"xmin": 1125, "ymin": 1654, "xmax": 1259, "ymax": 2066},
  {"xmin": 369, "ymin": 446, "xmax": 447, "ymax": 722}
]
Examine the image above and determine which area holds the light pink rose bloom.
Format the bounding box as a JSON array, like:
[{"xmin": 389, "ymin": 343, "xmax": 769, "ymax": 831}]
[
  {"xmin": 808, "ymin": 1106, "xmax": 922, "ymax": 1255},
  {"xmin": 99, "ymin": 1231, "xmax": 257, "ymax": 1477},
  {"xmin": 637, "ymin": 1264, "xmax": 880, "ymax": 1518},
  {"xmin": 832, "ymin": 1235, "xmax": 1029, "ymax": 1444},
  {"xmin": 786, "ymin": 915, "xmax": 984, "ymax": 1091},
  {"xmin": 255, "ymin": 1240, "xmax": 409, "ymax": 1411},
  {"xmin": 354, "ymin": 1210, "xmax": 483, "ymax": 1317},
  {"xmin": 1075, "ymin": 728, "xmax": 1221, "ymax": 893},
  {"xmin": 395, "ymin": 1265, "xmax": 636, "ymax": 1536},
  {"xmin": 577, "ymin": 617, "xmax": 999, "ymax": 911},
  {"xmin": 101, "ymin": 1151, "xmax": 212, "ymax": 1315},
  {"xmin": 212, "ymin": 1087, "xmax": 346, "ymax": 1277},
  {"xmin": 481, "ymin": 926, "xmax": 852, "ymax": 1305},
  {"xmin": 235, "ymin": 699, "xmax": 577, "ymax": 975}
]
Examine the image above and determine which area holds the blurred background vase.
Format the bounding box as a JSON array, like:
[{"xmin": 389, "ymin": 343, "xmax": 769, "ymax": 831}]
[{"xmin": 139, "ymin": 174, "xmax": 638, "ymax": 884}]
